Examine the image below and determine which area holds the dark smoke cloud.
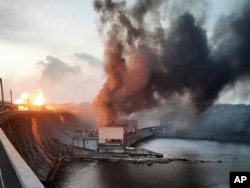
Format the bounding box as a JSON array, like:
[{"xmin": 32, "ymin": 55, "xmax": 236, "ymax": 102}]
[
  {"xmin": 38, "ymin": 55, "xmax": 81, "ymax": 80},
  {"xmin": 93, "ymin": 0, "xmax": 250, "ymax": 126},
  {"xmin": 75, "ymin": 52, "xmax": 103, "ymax": 67}
]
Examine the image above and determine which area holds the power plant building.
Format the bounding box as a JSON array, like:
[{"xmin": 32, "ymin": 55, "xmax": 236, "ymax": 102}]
[{"xmin": 98, "ymin": 126, "xmax": 125, "ymax": 145}]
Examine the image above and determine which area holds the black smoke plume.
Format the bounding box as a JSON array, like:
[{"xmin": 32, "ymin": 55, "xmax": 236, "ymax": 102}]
[{"xmin": 93, "ymin": 0, "xmax": 250, "ymax": 126}]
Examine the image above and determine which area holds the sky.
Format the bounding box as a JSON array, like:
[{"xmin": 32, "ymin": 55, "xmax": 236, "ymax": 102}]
[
  {"xmin": 0, "ymin": 0, "xmax": 249, "ymax": 104},
  {"xmin": 0, "ymin": 0, "xmax": 104, "ymax": 103}
]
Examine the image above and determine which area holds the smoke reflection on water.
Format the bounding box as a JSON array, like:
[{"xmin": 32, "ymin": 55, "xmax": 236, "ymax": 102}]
[{"xmin": 52, "ymin": 138, "xmax": 250, "ymax": 188}]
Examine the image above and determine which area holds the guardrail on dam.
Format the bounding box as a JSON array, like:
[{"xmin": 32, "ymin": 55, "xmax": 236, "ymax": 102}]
[{"xmin": 0, "ymin": 128, "xmax": 44, "ymax": 188}]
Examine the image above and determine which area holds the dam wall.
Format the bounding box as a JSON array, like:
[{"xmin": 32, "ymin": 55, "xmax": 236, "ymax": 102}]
[
  {"xmin": 125, "ymin": 129, "xmax": 154, "ymax": 146},
  {"xmin": 0, "ymin": 111, "xmax": 90, "ymax": 182}
]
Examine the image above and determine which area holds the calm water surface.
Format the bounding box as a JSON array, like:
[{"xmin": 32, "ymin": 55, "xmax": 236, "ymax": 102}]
[{"xmin": 52, "ymin": 138, "xmax": 250, "ymax": 188}]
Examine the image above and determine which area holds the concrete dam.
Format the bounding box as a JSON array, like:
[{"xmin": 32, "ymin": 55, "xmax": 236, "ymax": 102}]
[
  {"xmin": 0, "ymin": 111, "xmax": 95, "ymax": 185},
  {"xmin": 3, "ymin": 105, "xmax": 248, "ymax": 187},
  {"xmin": 0, "ymin": 111, "xmax": 156, "ymax": 187}
]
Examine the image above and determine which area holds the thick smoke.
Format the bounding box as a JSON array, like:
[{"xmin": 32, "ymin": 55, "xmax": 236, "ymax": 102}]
[{"xmin": 93, "ymin": 0, "xmax": 250, "ymax": 126}]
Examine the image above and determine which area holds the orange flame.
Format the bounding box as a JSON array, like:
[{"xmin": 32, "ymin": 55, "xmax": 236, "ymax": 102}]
[
  {"xmin": 13, "ymin": 89, "xmax": 46, "ymax": 110},
  {"xmin": 33, "ymin": 89, "xmax": 45, "ymax": 106}
]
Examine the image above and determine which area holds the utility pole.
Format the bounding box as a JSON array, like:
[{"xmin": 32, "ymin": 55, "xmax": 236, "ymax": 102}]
[
  {"xmin": 10, "ymin": 89, "xmax": 13, "ymax": 104},
  {"xmin": 10, "ymin": 89, "xmax": 13, "ymax": 111},
  {"xmin": 0, "ymin": 78, "xmax": 5, "ymax": 111}
]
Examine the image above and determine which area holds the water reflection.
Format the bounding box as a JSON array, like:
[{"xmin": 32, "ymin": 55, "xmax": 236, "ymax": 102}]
[{"xmin": 52, "ymin": 138, "xmax": 250, "ymax": 188}]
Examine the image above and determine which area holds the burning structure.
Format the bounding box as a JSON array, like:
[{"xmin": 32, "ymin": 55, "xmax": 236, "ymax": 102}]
[
  {"xmin": 13, "ymin": 89, "xmax": 46, "ymax": 111},
  {"xmin": 98, "ymin": 120, "xmax": 137, "ymax": 153},
  {"xmin": 0, "ymin": 78, "xmax": 46, "ymax": 111},
  {"xmin": 98, "ymin": 126, "xmax": 125, "ymax": 153},
  {"xmin": 92, "ymin": 0, "xmax": 250, "ymax": 130},
  {"xmin": 99, "ymin": 126, "xmax": 125, "ymax": 145}
]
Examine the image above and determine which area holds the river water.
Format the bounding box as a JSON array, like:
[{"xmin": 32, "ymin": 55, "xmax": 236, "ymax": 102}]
[{"xmin": 52, "ymin": 138, "xmax": 250, "ymax": 188}]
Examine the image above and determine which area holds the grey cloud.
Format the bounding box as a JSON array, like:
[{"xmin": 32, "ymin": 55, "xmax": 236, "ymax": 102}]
[
  {"xmin": 38, "ymin": 55, "xmax": 81, "ymax": 80},
  {"xmin": 75, "ymin": 52, "xmax": 103, "ymax": 67}
]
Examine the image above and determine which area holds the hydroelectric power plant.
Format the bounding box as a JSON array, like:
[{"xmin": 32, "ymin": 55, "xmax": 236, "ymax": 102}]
[
  {"xmin": 0, "ymin": 109, "xmax": 164, "ymax": 187},
  {"xmin": 1, "ymin": 105, "xmax": 250, "ymax": 187},
  {"xmin": 0, "ymin": 77, "xmax": 169, "ymax": 187},
  {"xmin": 1, "ymin": 75, "xmax": 250, "ymax": 187}
]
